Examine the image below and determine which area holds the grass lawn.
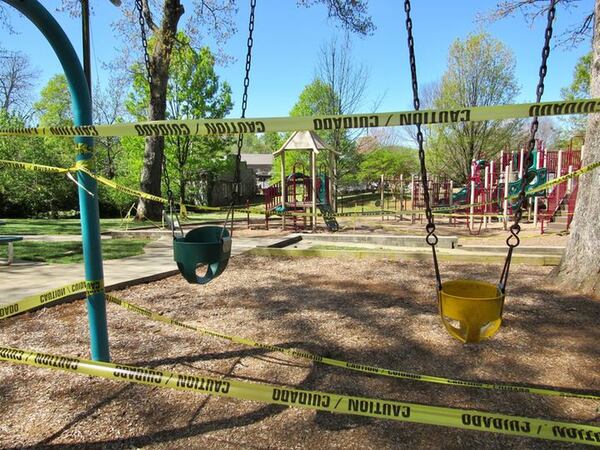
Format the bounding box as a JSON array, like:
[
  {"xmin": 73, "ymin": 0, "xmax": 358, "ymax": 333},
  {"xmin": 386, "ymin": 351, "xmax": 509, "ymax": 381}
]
[
  {"xmin": 0, "ymin": 238, "xmax": 152, "ymax": 264},
  {"xmin": 0, "ymin": 212, "xmax": 267, "ymax": 236},
  {"xmin": 0, "ymin": 218, "xmax": 156, "ymax": 235}
]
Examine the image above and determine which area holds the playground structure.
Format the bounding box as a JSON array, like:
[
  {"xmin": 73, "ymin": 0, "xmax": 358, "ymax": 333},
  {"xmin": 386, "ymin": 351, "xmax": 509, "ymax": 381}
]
[
  {"xmin": 2, "ymin": 0, "xmax": 600, "ymax": 446},
  {"xmin": 263, "ymin": 131, "xmax": 339, "ymax": 232},
  {"xmin": 409, "ymin": 141, "xmax": 582, "ymax": 235}
]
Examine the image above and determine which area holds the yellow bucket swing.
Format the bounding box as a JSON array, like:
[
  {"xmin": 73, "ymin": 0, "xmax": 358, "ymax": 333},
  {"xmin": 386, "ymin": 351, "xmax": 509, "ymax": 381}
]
[{"xmin": 403, "ymin": 0, "xmax": 557, "ymax": 343}]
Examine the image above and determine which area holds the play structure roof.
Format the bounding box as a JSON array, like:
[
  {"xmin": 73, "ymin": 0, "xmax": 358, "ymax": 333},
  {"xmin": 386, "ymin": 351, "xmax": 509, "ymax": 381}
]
[{"xmin": 273, "ymin": 131, "xmax": 338, "ymax": 156}]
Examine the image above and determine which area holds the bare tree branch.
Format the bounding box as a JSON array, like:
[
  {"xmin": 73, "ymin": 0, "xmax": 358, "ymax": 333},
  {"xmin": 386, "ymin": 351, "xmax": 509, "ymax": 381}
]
[{"xmin": 478, "ymin": 0, "xmax": 594, "ymax": 48}]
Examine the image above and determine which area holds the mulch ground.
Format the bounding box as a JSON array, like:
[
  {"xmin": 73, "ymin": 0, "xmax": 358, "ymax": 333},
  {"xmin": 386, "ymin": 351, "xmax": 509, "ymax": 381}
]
[{"xmin": 1, "ymin": 254, "xmax": 598, "ymax": 449}]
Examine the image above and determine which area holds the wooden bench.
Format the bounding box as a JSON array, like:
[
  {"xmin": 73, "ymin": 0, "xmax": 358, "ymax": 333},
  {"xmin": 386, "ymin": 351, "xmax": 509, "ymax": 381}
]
[{"xmin": 0, "ymin": 236, "xmax": 23, "ymax": 265}]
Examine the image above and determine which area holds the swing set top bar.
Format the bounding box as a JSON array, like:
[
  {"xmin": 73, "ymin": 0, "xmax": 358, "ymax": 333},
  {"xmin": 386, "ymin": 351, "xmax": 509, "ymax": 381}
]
[{"xmin": 1, "ymin": 98, "xmax": 599, "ymax": 138}]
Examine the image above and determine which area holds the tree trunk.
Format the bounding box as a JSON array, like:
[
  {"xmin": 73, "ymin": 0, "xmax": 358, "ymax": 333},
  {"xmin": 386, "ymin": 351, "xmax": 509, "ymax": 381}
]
[
  {"xmin": 136, "ymin": 0, "xmax": 183, "ymax": 220},
  {"xmin": 551, "ymin": 0, "xmax": 600, "ymax": 297}
]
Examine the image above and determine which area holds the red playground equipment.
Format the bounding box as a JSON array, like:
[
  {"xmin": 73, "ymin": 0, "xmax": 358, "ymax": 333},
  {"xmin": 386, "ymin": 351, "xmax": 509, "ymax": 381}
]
[{"xmin": 410, "ymin": 140, "xmax": 582, "ymax": 234}]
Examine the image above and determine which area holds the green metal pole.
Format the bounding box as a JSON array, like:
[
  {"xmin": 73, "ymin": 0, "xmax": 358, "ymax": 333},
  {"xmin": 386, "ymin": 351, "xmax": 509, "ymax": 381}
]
[{"xmin": 4, "ymin": 0, "xmax": 110, "ymax": 361}]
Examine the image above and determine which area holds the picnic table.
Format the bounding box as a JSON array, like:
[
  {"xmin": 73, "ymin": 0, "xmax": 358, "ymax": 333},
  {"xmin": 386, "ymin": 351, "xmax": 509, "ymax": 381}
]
[{"xmin": 0, "ymin": 221, "xmax": 23, "ymax": 265}]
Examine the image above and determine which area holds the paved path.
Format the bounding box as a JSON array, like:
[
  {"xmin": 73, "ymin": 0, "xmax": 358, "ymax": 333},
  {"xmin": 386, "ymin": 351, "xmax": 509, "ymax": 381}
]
[{"xmin": 0, "ymin": 235, "xmax": 287, "ymax": 305}]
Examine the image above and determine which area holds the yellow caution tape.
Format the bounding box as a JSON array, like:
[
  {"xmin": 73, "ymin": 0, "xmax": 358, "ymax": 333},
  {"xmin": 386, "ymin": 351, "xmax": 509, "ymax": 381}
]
[
  {"xmin": 1, "ymin": 345, "xmax": 599, "ymax": 445},
  {"xmin": 0, "ymin": 280, "xmax": 103, "ymax": 320},
  {"xmin": 4, "ymin": 283, "xmax": 597, "ymax": 402},
  {"xmin": 105, "ymin": 295, "xmax": 600, "ymax": 402},
  {"xmin": 2, "ymin": 155, "xmax": 597, "ymax": 225},
  {"xmin": 1, "ymin": 98, "xmax": 600, "ymax": 137},
  {"xmin": 0, "ymin": 159, "xmax": 70, "ymax": 173}
]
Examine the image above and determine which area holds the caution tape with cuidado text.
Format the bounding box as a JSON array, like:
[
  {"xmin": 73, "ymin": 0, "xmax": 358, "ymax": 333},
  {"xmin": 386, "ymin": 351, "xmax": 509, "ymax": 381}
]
[
  {"xmin": 104, "ymin": 294, "xmax": 600, "ymax": 402},
  {"xmin": 0, "ymin": 280, "xmax": 103, "ymax": 320},
  {"xmin": 2, "ymin": 282, "xmax": 600, "ymax": 402},
  {"xmin": 1, "ymin": 345, "xmax": 599, "ymax": 446},
  {"xmin": 2, "ymin": 158, "xmax": 598, "ymax": 221},
  {"xmin": 1, "ymin": 98, "xmax": 600, "ymax": 137}
]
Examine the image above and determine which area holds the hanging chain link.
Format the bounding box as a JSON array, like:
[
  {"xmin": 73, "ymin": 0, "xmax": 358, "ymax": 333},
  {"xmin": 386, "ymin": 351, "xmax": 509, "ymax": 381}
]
[
  {"xmin": 500, "ymin": 0, "xmax": 556, "ymax": 291},
  {"xmin": 222, "ymin": 0, "xmax": 256, "ymax": 238},
  {"xmin": 403, "ymin": 0, "xmax": 442, "ymax": 291},
  {"xmin": 162, "ymin": 152, "xmax": 181, "ymax": 238},
  {"xmin": 134, "ymin": 0, "xmax": 153, "ymax": 87}
]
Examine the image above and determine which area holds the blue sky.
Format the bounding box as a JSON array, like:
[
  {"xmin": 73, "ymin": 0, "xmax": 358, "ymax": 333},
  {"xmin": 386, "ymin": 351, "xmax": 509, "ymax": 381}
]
[{"xmin": 1, "ymin": 1, "xmax": 593, "ymax": 119}]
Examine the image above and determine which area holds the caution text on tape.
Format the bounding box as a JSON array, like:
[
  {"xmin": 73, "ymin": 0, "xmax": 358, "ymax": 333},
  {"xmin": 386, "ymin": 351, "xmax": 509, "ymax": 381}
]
[
  {"xmin": 1, "ymin": 345, "xmax": 599, "ymax": 446},
  {"xmin": 0, "ymin": 280, "xmax": 102, "ymax": 320},
  {"xmin": 1, "ymin": 98, "xmax": 600, "ymax": 137},
  {"xmin": 105, "ymin": 295, "xmax": 600, "ymax": 402}
]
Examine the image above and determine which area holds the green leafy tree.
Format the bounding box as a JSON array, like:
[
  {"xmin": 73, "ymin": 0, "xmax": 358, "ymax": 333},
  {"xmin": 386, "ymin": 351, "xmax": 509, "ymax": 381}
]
[
  {"xmin": 427, "ymin": 32, "xmax": 522, "ymax": 182},
  {"xmin": 34, "ymin": 74, "xmax": 71, "ymax": 126},
  {"xmin": 358, "ymin": 147, "xmax": 418, "ymax": 182},
  {"xmin": 271, "ymin": 80, "xmax": 344, "ymax": 184},
  {"xmin": 558, "ymin": 52, "xmax": 591, "ymax": 143},
  {"xmin": 128, "ymin": 34, "xmax": 233, "ymax": 205},
  {"xmin": 118, "ymin": 0, "xmax": 373, "ymax": 219},
  {"xmin": 0, "ymin": 111, "xmax": 76, "ymax": 217}
]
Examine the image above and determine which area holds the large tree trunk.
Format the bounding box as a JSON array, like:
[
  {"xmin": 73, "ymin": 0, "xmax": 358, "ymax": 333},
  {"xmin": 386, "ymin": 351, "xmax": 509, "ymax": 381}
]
[
  {"xmin": 136, "ymin": 0, "xmax": 183, "ymax": 220},
  {"xmin": 551, "ymin": 0, "xmax": 600, "ymax": 297}
]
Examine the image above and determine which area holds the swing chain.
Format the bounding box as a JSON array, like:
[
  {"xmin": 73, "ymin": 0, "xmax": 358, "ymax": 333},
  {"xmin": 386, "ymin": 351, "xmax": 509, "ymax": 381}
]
[
  {"xmin": 404, "ymin": 0, "xmax": 442, "ymax": 291},
  {"xmin": 162, "ymin": 152, "xmax": 180, "ymax": 238},
  {"xmin": 223, "ymin": 0, "xmax": 256, "ymax": 237},
  {"xmin": 134, "ymin": 0, "xmax": 153, "ymax": 87},
  {"xmin": 501, "ymin": 0, "xmax": 556, "ymax": 291}
]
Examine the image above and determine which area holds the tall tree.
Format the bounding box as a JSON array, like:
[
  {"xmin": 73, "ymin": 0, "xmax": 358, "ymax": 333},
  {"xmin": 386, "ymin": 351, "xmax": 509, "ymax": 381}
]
[
  {"xmin": 0, "ymin": 77, "xmax": 78, "ymax": 217},
  {"xmin": 553, "ymin": 3, "xmax": 600, "ymax": 295},
  {"xmin": 358, "ymin": 147, "xmax": 418, "ymax": 183},
  {"xmin": 108, "ymin": 0, "xmax": 374, "ymax": 219},
  {"xmin": 33, "ymin": 74, "xmax": 72, "ymax": 126},
  {"xmin": 0, "ymin": 48, "xmax": 39, "ymax": 119},
  {"xmin": 128, "ymin": 33, "xmax": 233, "ymax": 205},
  {"xmin": 317, "ymin": 36, "xmax": 370, "ymax": 204},
  {"xmin": 485, "ymin": 1, "xmax": 599, "ymax": 296},
  {"xmin": 427, "ymin": 32, "xmax": 522, "ymax": 182},
  {"xmin": 93, "ymin": 76, "xmax": 128, "ymax": 179}
]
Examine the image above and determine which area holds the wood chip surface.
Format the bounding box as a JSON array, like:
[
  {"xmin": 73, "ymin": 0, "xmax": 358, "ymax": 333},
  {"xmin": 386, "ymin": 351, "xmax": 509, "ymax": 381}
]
[{"xmin": 1, "ymin": 254, "xmax": 598, "ymax": 449}]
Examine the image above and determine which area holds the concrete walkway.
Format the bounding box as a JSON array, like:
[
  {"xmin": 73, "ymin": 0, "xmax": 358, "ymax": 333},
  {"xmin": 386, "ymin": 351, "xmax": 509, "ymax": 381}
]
[{"xmin": 0, "ymin": 235, "xmax": 289, "ymax": 306}]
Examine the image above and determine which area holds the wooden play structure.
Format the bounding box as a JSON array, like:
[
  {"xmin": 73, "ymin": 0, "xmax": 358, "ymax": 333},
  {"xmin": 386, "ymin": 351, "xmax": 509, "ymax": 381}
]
[{"xmin": 263, "ymin": 131, "xmax": 339, "ymax": 231}]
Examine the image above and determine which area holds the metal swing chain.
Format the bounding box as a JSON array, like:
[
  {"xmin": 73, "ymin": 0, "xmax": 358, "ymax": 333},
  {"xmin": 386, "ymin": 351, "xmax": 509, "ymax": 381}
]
[
  {"xmin": 135, "ymin": 0, "xmax": 181, "ymax": 237},
  {"xmin": 222, "ymin": 0, "xmax": 256, "ymax": 239},
  {"xmin": 499, "ymin": 0, "xmax": 557, "ymax": 292},
  {"xmin": 403, "ymin": 0, "xmax": 442, "ymax": 291},
  {"xmin": 135, "ymin": 0, "xmax": 153, "ymax": 86},
  {"xmin": 162, "ymin": 153, "xmax": 183, "ymax": 238}
]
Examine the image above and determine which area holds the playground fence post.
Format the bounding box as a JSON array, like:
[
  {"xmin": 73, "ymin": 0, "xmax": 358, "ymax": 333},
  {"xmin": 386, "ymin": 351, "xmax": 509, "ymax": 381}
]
[
  {"xmin": 469, "ymin": 160, "xmax": 476, "ymax": 231},
  {"xmin": 380, "ymin": 173, "xmax": 384, "ymax": 222},
  {"xmin": 280, "ymin": 152, "xmax": 286, "ymax": 230},
  {"xmin": 533, "ymin": 148, "xmax": 541, "ymax": 225},
  {"xmin": 484, "ymin": 165, "xmax": 489, "ymax": 229},
  {"xmin": 503, "ymin": 164, "xmax": 510, "ymax": 230},
  {"xmin": 519, "ymin": 148, "xmax": 525, "ymax": 179}
]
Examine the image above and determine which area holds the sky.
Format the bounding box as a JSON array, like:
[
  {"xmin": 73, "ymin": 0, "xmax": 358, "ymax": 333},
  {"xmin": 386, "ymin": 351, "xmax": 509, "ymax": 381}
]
[{"xmin": 0, "ymin": 0, "xmax": 594, "ymax": 120}]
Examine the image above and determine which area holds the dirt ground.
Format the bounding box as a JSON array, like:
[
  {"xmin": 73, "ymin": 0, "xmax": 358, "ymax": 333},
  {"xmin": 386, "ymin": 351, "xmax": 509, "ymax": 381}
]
[{"xmin": 1, "ymin": 254, "xmax": 598, "ymax": 449}]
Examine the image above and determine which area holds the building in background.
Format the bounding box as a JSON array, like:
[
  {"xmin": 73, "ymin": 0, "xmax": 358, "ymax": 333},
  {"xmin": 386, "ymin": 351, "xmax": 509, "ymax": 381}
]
[{"xmin": 241, "ymin": 153, "xmax": 274, "ymax": 189}]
